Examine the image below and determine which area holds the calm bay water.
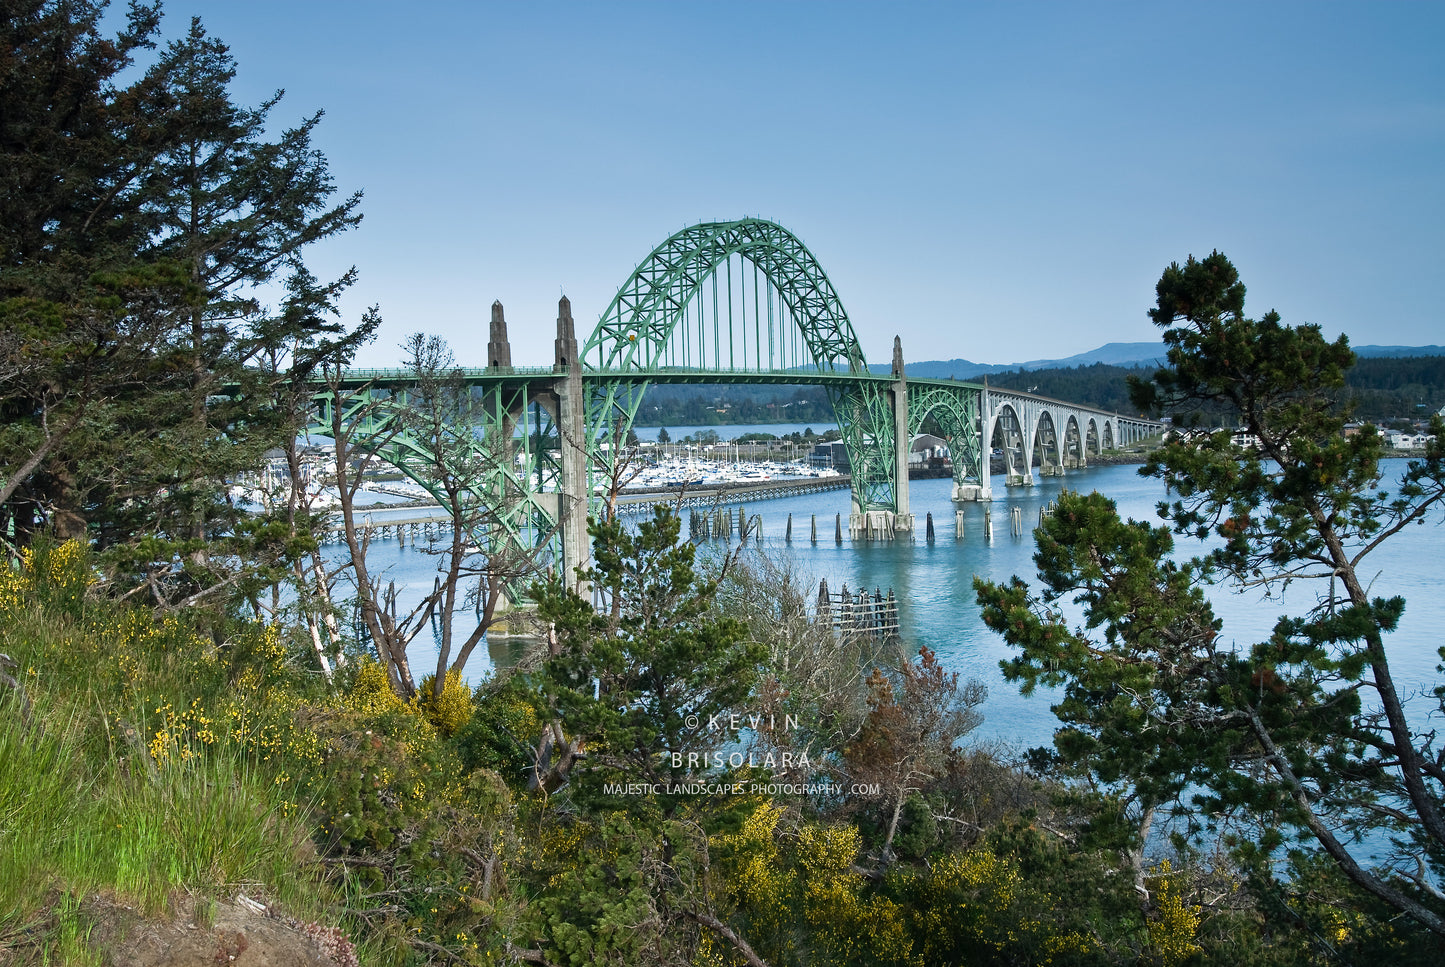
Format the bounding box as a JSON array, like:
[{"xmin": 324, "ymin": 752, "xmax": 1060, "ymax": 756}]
[{"xmin": 345, "ymin": 459, "xmax": 1444, "ymax": 753}]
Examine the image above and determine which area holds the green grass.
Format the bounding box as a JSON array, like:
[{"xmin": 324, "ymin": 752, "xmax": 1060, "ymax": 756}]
[
  {"xmin": 0, "ymin": 705, "xmax": 92, "ymax": 918},
  {"xmin": 0, "ymin": 546, "xmax": 334, "ymax": 956},
  {"xmin": 81, "ymin": 746, "xmax": 314, "ymax": 913},
  {"xmin": 0, "ymin": 543, "xmax": 518, "ymax": 966}
]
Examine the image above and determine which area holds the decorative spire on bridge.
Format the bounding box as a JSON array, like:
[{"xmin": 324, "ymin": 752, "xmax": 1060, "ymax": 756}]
[
  {"xmin": 892, "ymin": 335, "xmax": 905, "ymax": 378},
  {"xmin": 555, "ymin": 295, "xmax": 578, "ymax": 372},
  {"xmin": 488, "ymin": 300, "xmax": 512, "ymax": 370}
]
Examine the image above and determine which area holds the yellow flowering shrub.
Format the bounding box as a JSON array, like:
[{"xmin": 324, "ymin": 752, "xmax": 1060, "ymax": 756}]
[
  {"xmin": 715, "ymin": 803, "xmax": 796, "ymax": 942},
  {"xmin": 344, "ymin": 660, "xmax": 410, "ymax": 716},
  {"xmin": 0, "ymin": 539, "xmax": 89, "ymax": 622},
  {"xmin": 797, "ymin": 823, "xmax": 915, "ymax": 966},
  {"xmin": 1147, "ymin": 861, "xmax": 1202, "ymax": 966},
  {"xmin": 24, "ymin": 539, "xmax": 90, "ymax": 611},
  {"xmin": 0, "ymin": 560, "xmax": 21, "ymax": 616},
  {"xmin": 714, "ymin": 809, "xmax": 919, "ymax": 967},
  {"xmin": 412, "ymin": 669, "xmax": 473, "ymax": 737}
]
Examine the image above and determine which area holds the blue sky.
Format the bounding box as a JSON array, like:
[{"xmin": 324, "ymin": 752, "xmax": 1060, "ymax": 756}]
[{"xmin": 172, "ymin": 1, "xmax": 1443, "ymax": 369}]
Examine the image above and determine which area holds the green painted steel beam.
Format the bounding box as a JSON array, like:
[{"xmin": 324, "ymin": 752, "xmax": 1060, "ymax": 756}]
[
  {"xmin": 306, "ymin": 380, "xmax": 563, "ymax": 600},
  {"xmin": 908, "ymin": 383, "xmax": 983, "ymax": 486}
]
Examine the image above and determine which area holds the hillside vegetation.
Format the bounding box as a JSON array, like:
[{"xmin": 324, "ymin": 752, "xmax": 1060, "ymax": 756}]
[{"xmin": 5, "ymin": 529, "xmax": 1445, "ymax": 965}]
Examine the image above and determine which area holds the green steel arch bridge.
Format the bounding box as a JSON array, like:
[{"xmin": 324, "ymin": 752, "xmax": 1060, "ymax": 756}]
[{"xmin": 313, "ymin": 218, "xmax": 1161, "ymax": 588}]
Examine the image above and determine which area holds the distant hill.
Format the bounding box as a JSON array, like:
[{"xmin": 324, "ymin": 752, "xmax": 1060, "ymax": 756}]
[
  {"xmin": 1354, "ymin": 345, "xmax": 1445, "ymax": 359},
  {"xmin": 886, "ymin": 342, "xmax": 1444, "ymax": 380}
]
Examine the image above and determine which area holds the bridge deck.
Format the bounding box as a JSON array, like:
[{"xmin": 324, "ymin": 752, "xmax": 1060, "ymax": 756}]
[{"xmin": 328, "ymin": 366, "xmax": 1151, "ymax": 422}]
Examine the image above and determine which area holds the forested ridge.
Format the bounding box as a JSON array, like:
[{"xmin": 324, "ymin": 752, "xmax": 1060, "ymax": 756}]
[
  {"xmin": 4, "ymin": 4, "xmax": 1445, "ymax": 965},
  {"xmin": 633, "ymin": 356, "xmax": 1444, "ymax": 430},
  {"xmin": 985, "ymin": 356, "xmax": 1445, "ymax": 423},
  {"xmin": 636, "ymin": 384, "xmax": 831, "ymax": 428}
]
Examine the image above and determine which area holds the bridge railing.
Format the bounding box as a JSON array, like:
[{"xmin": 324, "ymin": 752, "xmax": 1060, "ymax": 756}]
[{"xmin": 337, "ymin": 366, "xmax": 560, "ymax": 382}]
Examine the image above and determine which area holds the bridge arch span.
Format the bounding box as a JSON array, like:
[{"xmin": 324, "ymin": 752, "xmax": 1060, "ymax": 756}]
[
  {"xmin": 1032, "ymin": 409, "xmax": 1063, "ymax": 476},
  {"xmin": 584, "ymin": 218, "xmax": 868, "ymax": 374},
  {"xmin": 1063, "ymin": 414, "xmax": 1086, "ymax": 468},
  {"xmin": 908, "ymin": 382, "xmax": 983, "ymax": 492},
  {"xmin": 986, "ymin": 401, "xmax": 1029, "ymax": 486},
  {"xmin": 582, "ymin": 218, "xmax": 903, "ymax": 516}
]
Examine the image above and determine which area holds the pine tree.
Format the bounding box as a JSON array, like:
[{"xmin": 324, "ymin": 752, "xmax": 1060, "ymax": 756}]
[
  {"xmin": 976, "ymin": 251, "xmax": 1445, "ymax": 936},
  {"xmin": 1, "ymin": 4, "xmax": 363, "ymax": 607},
  {"xmin": 0, "ymin": 0, "xmax": 177, "ymax": 543},
  {"xmin": 531, "ymin": 507, "xmax": 763, "ymax": 812}
]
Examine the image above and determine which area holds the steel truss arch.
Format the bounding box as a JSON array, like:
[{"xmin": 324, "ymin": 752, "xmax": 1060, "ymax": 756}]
[
  {"xmin": 585, "ymin": 218, "xmax": 867, "ymax": 374},
  {"xmin": 582, "ymin": 218, "xmax": 900, "ymax": 513},
  {"xmin": 907, "ymin": 383, "xmax": 983, "ymax": 488}
]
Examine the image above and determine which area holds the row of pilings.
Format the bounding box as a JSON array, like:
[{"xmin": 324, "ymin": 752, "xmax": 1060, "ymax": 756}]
[
  {"xmin": 326, "ymin": 493, "xmax": 1070, "ymax": 551},
  {"xmin": 814, "ymin": 578, "xmax": 900, "ymax": 638},
  {"xmin": 320, "ymin": 517, "xmax": 447, "ymax": 546},
  {"xmin": 686, "ymin": 500, "xmax": 1065, "ymax": 546},
  {"xmin": 689, "ymin": 506, "xmax": 767, "ymax": 543}
]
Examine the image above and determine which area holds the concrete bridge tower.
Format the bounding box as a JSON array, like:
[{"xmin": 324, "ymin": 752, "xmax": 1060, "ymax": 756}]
[
  {"xmin": 553, "ymin": 296, "xmax": 590, "ymax": 590},
  {"xmin": 891, "ymin": 335, "xmax": 912, "ymax": 535}
]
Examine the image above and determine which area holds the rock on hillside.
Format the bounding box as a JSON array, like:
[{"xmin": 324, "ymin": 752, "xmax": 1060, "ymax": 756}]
[{"xmin": 80, "ymin": 893, "xmax": 357, "ymax": 967}]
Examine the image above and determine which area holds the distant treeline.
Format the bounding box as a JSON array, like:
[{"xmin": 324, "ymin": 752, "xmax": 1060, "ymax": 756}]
[
  {"xmin": 633, "ymin": 356, "xmax": 1444, "ymax": 428},
  {"xmin": 635, "ymin": 384, "xmax": 830, "ymax": 427},
  {"xmin": 987, "ymin": 355, "xmax": 1445, "ymax": 424},
  {"xmin": 985, "ymin": 363, "xmax": 1148, "ymax": 414}
]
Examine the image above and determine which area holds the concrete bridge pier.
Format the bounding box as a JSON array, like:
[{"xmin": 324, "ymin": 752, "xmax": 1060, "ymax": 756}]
[
  {"xmin": 553, "ymin": 297, "xmax": 591, "ymax": 593},
  {"xmin": 952, "ymin": 483, "xmax": 987, "ymax": 501},
  {"xmin": 974, "ymin": 380, "xmax": 995, "ymax": 502},
  {"xmin": 889, "ymin": 336, "xmax": 914, "ymax": 539}
]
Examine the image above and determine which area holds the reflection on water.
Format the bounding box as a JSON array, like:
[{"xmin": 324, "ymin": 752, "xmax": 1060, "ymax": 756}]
[{"xmin": 339, "ymin": 460, "xmax": 1444, "ymax": 754}]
